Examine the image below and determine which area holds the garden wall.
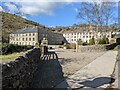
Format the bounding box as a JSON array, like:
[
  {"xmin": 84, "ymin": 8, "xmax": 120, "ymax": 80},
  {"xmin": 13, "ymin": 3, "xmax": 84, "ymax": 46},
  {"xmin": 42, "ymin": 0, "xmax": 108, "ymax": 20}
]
[{"xmin": 2, "ymin": 48, "xmax": 41, "ymax": 88}]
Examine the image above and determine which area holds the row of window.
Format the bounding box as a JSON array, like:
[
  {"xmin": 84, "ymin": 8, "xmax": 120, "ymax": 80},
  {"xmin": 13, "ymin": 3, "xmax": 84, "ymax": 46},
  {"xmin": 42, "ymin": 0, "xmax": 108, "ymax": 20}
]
[
  {"xmin": 11, "ymin": 37, "xmax": 35, "ymax": 41},
  {"xmin": 10, "ymin": 42, "xmax": 36, "ymax": 45},
  {"xmin": 11, "ymin": 33, "xmax": 35, "ymax": 37},
  {"xmin": 64, "ymin": 32, "xmax": 92, "ymax": 36},
  {"xmin": 66, "ymin": 35, "xmax": 93, "ymax": 39},
  {"xmin": 22, "ymin": 38, "xmax": 35, "ymax": 41}
]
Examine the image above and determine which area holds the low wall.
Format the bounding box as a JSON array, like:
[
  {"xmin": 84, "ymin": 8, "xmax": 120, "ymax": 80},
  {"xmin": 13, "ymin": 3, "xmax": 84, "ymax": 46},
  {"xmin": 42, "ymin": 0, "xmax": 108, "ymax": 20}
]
[
  {"xmin": 78, "ymin": 45, "xmax": 108, "ymax": 52},
  {"xmin": 2, "ymin": 48, "xmax": 41, "ymax": 88},
  {"xmin": 117, "ymin": 50, "xmax": 120, "ymax": 89},
  {"xmin": 78, "ymin": 43, "xmax": 119, "ymax": 52}
]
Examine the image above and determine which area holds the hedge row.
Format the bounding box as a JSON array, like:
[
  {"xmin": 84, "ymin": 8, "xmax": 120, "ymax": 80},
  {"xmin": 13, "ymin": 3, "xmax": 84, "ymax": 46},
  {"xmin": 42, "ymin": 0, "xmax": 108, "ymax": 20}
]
[{"xmin": 1, "ymin": 43, "xmax": 34, "ymax": 55}]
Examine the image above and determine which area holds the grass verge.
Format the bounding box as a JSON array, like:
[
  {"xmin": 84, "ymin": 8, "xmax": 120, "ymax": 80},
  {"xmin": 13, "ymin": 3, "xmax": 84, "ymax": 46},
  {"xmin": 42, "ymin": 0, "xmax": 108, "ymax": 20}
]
[{"xmin": 0, "ymin": 52, "xmax": 24, "ymax": 63}]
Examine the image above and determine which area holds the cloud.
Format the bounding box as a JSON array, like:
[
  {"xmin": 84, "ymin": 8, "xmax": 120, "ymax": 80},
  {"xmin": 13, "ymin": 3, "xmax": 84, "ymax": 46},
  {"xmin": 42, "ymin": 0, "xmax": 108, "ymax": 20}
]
[
  {"xmin": 0, "ymin": 6, "xmax": 4, "ymax": 12},
  {"xmin": 1, "ymin": 0, "xmax": 119, "ymax": 18},
  {"xmin": 18, "ymin": 2, "xmax": 61, "ymax": 16},
  {"xmin": 4, "ymin": 2, "xmax": 18, "ymax": 13},
  {"xmin": 1, "ymin": 1, "xmax": 66, "ymax": 17}
]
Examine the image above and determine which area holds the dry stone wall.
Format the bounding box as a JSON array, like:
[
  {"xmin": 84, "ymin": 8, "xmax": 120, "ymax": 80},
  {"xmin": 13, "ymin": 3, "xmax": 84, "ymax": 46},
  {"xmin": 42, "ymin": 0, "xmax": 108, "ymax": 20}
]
[
  {"xmin": 2, "ymin": 48, "xmax": 41, "ymax": 88},
  {"xmin": 117, "ymin": 50, "xmax": 120, "ymax": 89},
  {"xmin": 78, "ymin": 45, "xmax": 108, "ymax": 52},
  {"xmin": 78, "ymin": 44, "xmax": 119, "ymax": 52}
]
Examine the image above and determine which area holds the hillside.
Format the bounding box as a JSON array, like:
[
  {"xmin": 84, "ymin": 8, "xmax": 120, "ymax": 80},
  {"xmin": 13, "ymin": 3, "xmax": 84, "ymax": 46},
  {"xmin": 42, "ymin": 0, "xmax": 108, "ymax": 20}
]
[
  {"xmin": 1, "ymin": 12, "xmax": 45, "ymax": 42},
  {"xmin": 1, "ymin": 12, "xmax": 118, "ymax": 43}
]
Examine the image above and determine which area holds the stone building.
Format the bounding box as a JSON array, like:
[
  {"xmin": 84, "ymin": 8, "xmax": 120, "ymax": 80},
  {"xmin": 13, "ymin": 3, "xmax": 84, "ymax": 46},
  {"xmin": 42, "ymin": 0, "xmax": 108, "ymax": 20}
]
[
  {"xmin": 9, "ymin": 26, "xmax": 65, "ymax": 45},
  {"xmin": 63, "ymin": 30, "xmax": 112, "ymax": 44}
]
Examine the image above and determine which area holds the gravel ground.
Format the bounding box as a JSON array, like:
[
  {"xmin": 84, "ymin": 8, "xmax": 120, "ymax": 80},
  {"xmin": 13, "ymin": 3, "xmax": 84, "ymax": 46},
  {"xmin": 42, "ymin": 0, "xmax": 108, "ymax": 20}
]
[{"xmin": 55, "ymin": 49, "xmax": 106, "ymax": 78}]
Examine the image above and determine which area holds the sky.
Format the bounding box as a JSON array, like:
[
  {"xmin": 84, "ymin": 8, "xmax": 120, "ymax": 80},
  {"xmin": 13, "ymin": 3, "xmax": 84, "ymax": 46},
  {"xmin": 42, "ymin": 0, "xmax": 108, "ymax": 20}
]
[{"xmin": 0, "ymin": 0, "xmax": 119, "ymax": 27}]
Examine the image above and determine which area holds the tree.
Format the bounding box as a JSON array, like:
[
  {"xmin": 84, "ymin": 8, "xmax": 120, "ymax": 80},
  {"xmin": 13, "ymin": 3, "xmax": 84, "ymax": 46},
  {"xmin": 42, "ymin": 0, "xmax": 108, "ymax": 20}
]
[{"xmin": 77, "ymin": 2, "xmax": 117, "ymax": 31}]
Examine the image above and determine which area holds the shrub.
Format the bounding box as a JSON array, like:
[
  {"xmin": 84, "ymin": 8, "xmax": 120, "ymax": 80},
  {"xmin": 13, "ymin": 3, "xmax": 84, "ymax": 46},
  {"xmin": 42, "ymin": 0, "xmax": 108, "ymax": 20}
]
[
  {"xmin": 1, "ymin": 43, "xmax": 33, "ymax": 55},
  {"xmin": 59, "ymin": 45, "xmax": 64, "ymax": 48},
  {"xmin": 77, "ymin": 39, "xmax": 83, "ymax": 45},
  {"xmin": 98, "ymin": 36, "xmax": 109, "ymax": 44},
  {"xmin": 114, "ymin": 45, "xmax": 120, "ymax": 50},
  {"xmin": 64, "ymin": 43, "xmax": 76, "ymax": 49},
  {"xmin": 82, "ymin": 42, "xmax": 88, "ymax": 46},
  {"xmin": 89, "ymin": 37, "xmax": 95, "ymax": 45}
]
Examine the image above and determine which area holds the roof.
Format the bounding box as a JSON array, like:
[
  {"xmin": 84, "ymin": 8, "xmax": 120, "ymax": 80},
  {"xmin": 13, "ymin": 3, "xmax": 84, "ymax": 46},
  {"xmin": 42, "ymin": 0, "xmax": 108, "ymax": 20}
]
[{"xmin": 11, "ymin": 26, "xmax": 39, "ymax": 34}]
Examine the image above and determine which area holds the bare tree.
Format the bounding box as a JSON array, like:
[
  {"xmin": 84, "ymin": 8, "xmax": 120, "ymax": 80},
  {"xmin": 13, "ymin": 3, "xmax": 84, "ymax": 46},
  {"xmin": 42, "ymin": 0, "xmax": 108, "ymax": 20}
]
[{"xmin": 77, "ymin": 2, "xmax": 117, "ymax": 31}]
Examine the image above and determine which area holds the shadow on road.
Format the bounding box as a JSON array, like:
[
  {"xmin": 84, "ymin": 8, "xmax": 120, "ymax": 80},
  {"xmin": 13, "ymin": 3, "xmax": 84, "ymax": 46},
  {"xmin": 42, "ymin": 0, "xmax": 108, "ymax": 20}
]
[
  {"xmin": 79, "ymin": 77, "xmax": 115, "ymax": 88},
  {"xmin": 32, "ymin": 51, "xmax": 69, "ymax": 88}
]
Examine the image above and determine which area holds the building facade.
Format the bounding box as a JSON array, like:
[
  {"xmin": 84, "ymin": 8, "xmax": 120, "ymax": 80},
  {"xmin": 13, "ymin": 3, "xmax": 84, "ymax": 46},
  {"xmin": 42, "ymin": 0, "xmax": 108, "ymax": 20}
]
[
  {"xmin": 63, "ymin": 30, "xmax": 112, "ymax": 43},
  {"xmin": 9, "ymin": 26, "xmax": 65, "ymax": 45}
]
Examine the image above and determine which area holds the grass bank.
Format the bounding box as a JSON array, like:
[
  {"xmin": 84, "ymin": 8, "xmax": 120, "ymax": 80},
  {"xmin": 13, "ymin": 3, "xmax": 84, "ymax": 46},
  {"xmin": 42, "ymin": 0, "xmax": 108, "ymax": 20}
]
[{"xmin": 1, "ymin": 52, "xmax": 25, "ymax": 63}]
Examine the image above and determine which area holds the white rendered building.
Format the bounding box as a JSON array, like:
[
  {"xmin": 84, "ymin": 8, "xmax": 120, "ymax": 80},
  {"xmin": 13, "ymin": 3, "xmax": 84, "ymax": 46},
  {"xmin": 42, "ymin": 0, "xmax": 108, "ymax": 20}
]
[{"xmin": 63, "ymin": 30, "xmax": 112, "ymax": 43}]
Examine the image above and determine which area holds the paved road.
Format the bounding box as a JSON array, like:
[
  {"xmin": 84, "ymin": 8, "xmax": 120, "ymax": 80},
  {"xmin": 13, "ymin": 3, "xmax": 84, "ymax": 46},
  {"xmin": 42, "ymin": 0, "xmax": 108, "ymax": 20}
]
[{"xmin": 55, "ymin": 51, "xmax": 118, "ymax": 89}]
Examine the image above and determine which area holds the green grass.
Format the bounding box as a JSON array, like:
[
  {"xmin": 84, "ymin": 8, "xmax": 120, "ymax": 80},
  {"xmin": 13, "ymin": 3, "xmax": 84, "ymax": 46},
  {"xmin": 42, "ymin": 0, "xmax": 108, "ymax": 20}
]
[
  {"xmin": 0, "ymin": 52, "xmax": 24, "ymax": 63},
  {"xmin": 114, "ymin": 45, "xmax": 120, "ymax": 51}
]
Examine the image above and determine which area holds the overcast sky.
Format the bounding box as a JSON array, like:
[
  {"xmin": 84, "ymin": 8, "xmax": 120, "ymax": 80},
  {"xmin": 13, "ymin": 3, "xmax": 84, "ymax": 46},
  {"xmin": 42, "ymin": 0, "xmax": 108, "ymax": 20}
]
[{"xmin": 0, "ymin": 0, "xmax": 119, "ymax": 27}]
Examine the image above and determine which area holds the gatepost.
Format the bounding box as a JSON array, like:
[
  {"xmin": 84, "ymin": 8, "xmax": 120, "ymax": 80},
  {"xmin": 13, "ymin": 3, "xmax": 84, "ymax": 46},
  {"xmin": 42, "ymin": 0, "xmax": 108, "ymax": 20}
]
[{"xmin": 41, "ymin": 37, "xmax": 48, "ymax": 57}]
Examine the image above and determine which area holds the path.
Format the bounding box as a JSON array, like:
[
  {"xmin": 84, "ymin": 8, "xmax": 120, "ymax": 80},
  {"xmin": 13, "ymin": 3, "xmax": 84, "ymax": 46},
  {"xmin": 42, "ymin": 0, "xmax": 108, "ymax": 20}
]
[{"xmin": 55, "ymin": 51, "xmax": 118, "ymax": 88}]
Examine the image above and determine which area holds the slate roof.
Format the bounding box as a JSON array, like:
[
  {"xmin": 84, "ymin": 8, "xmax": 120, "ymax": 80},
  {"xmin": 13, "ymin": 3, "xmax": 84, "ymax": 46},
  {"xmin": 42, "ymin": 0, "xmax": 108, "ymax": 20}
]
[
  {"xmin": 11, "ymin": 26, "xmax": 66, "ymax": 45},
  {"xmin": 12, "ymin": 26, "xmax": 39, "ymax": 34}
]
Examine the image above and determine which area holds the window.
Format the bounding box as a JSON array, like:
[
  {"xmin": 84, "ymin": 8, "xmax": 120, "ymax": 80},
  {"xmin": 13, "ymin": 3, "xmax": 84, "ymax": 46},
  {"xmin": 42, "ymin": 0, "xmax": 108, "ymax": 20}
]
[
  {"xmin": 26, "ymin": 34, "xmax": 27, "ymax": 36},
  {"xmin": 33, "ymin": 38, "xmax": 35, "ymax": 41},
  {"xmin": 33, "ymin": 33, "xmax": 35, "ymax": 36},
  {"xmin": 86, "ymin": 36, "xmax": 88, "ymax": 38},
  {"xmin": 29, "ymin": 33, "xmax": 31, "ymax": 36},
  {"xmin": 29, "ymin": 38, "xmax": 31, "ymax": 41},
  {"xmin": 22, "ymin": 38, "xmax": 24, "ymax": 41},
  {"xmin": 83, "ymin": 36, "xmax": 85, "ymax": 38},
  {"xmin": 26, "ymin": 38, "xmax": 27, "ymax": 41}
]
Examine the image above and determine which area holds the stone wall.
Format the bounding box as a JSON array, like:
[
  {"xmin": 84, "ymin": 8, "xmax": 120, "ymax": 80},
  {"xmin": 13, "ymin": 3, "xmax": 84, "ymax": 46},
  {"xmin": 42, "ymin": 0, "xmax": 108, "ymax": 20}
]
[
  {"xmin": 117, "ymin": 50, "xmax": 120, "ymax": 89},
  {"xmin": 2, "ymin": 48, "xmax": 41, "ymax": 88},
  {"xmin": 78, "ymin": 45, "xmax": 108, "ymax": 52},
  {"xmin": 78, "ymin": 44, "xmax": 119, "ymax": 52}
]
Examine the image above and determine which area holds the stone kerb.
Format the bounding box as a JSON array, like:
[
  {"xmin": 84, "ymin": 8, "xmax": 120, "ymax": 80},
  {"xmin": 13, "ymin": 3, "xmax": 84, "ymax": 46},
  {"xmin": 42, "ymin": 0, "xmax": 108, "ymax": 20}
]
[{"xmin": 2, "ymin": 48, "xmax": 41, "ymax": 88}]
